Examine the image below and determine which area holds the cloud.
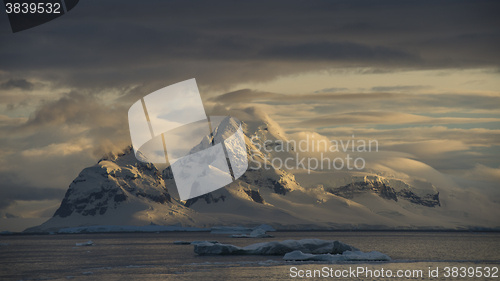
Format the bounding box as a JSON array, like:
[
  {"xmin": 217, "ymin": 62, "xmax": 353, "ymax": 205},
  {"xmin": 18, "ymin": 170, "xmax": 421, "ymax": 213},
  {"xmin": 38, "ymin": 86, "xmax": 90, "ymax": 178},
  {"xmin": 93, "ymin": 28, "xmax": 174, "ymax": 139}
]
[
  {"xmin": 258, "ymin": 41, "xmax": 421, "ymax": 63},
  {"xmin": 210, "ymin": 89, "xmax": 275, "ymax": 103},
  {"xmin": 0, "ymin": 175, "xmax": 66, "ymax": 209},
  {"xmin": 21, "ymin": 140, "xmax": 92, "ymax": 157},
  {"xmin": 298, "ymin": 112, "xmax": 500, "ymax": 127},
  {"xmin": 211, "ymin": 89, "xmax": 394, "ymax": 104},
  {"xmin": 385, "ymin": 140, "xmax": 470, "ymax": 157},
  {"xmin": 211, "ymin": 89, "xmax": 500, "ymax": 116},
  {"xmin": 0, "ymin": 114, "xmax": 27, "ymax": 127},
  {"xmin": 4, "ymin": 213, "xmax": 20, "ymax": 218},
  {"xmin": 20, "ymin": 91, "xmax": 127, "ymax": 130},
  {"xmin": 289, "ymin": 126, "xmax": 500, "ymax": 172},
  {"xmin": 311, "ymin": 126, "xmax": 500, "ymax": 148},
  {"xmin": 371, "ymin": 85, "xmax": 432, "ymax": 92},
  {"xmin": 464, "ymin": 164, "xmax": 500, "ymax": 183},
  {"xmin": 0, "ymin": 0, "xmax": 499, "ymax": 90},
  {"xmin": 314, "ymin": 87, "xmax": 349, "ymax": 93},
  {"xmin": 0, "ymin": 79, "xmax": 34, "ymax": 91}
]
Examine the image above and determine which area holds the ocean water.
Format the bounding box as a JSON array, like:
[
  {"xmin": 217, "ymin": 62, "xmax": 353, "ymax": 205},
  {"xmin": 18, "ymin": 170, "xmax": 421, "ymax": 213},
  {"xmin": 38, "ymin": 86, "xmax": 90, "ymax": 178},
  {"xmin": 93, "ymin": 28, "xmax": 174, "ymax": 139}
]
[{"xmin": 0, "ymin": 231, "xmax": 498, "ymax": 280}]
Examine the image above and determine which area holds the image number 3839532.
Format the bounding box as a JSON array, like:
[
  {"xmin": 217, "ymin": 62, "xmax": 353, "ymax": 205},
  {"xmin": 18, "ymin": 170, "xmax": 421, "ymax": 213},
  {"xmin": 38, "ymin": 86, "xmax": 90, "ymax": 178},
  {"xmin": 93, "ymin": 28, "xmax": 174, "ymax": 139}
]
[{"xmin": 3, "ymin": 0, "xmax": 79, "ymax": 32}]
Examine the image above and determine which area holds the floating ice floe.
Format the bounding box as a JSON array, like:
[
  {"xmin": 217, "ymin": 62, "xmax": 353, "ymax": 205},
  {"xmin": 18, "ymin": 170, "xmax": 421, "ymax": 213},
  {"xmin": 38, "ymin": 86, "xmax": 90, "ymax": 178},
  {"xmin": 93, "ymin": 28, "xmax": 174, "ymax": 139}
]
[
  {"xmin": 174, "ymin": 240, "xmax": 219, "ymax": 245},
  {"xmin": 228, "ymin": 228, "xmax": 274, "ymax": 238},
  {"xmin": 283, "ymin": 250, "xmax": 391, "ymax": 261},
  {"xmin": 75, "ymin": 240, "xmax": 93, "ymax": 246},
  {"xmin": 194, "ymin": 239, "xmax": 358, "ymax": 256},
  {"xmin": 210, "ymin": 224, "xmax": 276, "ymax": 234}
]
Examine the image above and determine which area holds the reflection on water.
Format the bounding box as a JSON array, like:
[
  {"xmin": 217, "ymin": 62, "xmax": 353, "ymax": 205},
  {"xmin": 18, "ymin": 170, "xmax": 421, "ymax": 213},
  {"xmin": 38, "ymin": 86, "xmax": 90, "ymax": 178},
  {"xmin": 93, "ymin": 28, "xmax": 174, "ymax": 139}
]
[{"xmin": 0, "ymin": 231, "xmax": 498, "ymax": 280}]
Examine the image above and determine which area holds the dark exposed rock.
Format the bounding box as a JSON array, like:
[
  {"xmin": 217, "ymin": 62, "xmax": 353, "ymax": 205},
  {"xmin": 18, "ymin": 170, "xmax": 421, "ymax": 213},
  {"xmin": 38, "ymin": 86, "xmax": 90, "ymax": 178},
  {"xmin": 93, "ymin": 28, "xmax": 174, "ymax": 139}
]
[
  {"xmin": 270, "ymin": 179, "xmax": 288, "ymax": 195},
  {"xmin": 396, "ymin": 190, "xmax": 440, "ymax": 207},
  {"xmin": 238, "ymin": 170, "xmax": 294, "ymax": 195},
  {"xmin": 114, "ymin": 193, "xmax": 127, "ymax": 203},
  {"xmin": 53, "ymin": 197, "xmax": 73, "ymax": 218},
  {"xmin": 379, "ymin": 184, "xmax": 398, "ymax": 201},
  {"xmin": 185, "ymin": 193, "xmax": 226, "ymax": 207},
  {"xmin": 243, "ymin": 189, "xmax": 265, "ymax": 204},
  {"xmin": 329, "ymin": 181, "xmax": 440, "ymax": 207},
  {"xmin": 136, "ymin": 192, "xmax": 171, "ymax": 204}
]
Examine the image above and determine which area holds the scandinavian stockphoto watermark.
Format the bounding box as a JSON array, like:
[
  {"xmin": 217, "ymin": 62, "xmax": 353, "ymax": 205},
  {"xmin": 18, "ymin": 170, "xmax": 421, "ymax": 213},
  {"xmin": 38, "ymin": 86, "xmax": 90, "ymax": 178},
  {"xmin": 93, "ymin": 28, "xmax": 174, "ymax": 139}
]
[
  {"xmin": 127, "ymin": 79, "xmax": 376, "ymax": 198},
  {"xmin": 249, "ymin": 134, "xmax": 378, "ymax": 173},
  {"xmin": 127, "ymin": 79, "xmax": 249, "ymax": 201}
]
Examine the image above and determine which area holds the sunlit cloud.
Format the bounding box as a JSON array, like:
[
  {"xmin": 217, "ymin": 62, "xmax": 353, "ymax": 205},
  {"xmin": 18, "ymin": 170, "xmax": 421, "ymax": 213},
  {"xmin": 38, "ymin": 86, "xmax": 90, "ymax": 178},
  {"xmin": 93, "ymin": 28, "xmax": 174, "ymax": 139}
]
[
  {"xmin": 298, "ymin": 112, "xmax": 500, "ymax": 127},
  {"xmin": 464, "ymin": 164, "xmax": 500, "ymax": 183}
]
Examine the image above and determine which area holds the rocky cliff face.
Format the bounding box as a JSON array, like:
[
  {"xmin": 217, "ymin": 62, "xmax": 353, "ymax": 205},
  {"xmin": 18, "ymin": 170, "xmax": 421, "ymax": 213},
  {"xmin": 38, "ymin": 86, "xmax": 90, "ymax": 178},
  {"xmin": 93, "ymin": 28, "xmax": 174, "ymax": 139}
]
[
  {"xmin": 329, "ymin": 179, "xmax": 440, "ymax": 207},
  {"xmin": 53, "ymin": 147, "xmax": 172, "ymax": 218}
]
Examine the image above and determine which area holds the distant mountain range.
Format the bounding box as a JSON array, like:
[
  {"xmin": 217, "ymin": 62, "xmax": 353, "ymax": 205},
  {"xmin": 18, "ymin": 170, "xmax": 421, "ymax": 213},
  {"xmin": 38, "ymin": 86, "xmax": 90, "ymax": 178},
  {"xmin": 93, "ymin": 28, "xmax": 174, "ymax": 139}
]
[{"xmin": 26, "ymin": 115, "xmax": 500, "ymax": 232}]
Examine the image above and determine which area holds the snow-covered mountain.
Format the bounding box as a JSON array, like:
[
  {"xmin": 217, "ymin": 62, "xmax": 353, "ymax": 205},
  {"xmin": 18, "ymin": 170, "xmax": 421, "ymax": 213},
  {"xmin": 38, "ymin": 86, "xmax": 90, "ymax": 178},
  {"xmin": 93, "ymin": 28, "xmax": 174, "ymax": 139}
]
[
  {"xmin": 25, "ymin": 147, "xmax": 220, "ymax": 232},
  {"xmin": 26, "ymin": 112, "xmax": 500, "ymax": 232},
  {"xmin": 174, "ymin": 113, "xmax": 499, "ymax": 230}
]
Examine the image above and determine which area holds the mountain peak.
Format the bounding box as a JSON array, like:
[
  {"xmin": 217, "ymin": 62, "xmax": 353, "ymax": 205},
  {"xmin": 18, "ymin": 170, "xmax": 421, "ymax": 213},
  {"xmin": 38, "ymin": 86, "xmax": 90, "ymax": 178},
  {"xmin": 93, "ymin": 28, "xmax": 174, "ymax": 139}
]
[
  {"xmin": 28, "ymin": 145, "xmax": 221, "ymax": 232},
  {"xmin": 53, "ymin": 147, "xmax": 171, "ymax": 219}
]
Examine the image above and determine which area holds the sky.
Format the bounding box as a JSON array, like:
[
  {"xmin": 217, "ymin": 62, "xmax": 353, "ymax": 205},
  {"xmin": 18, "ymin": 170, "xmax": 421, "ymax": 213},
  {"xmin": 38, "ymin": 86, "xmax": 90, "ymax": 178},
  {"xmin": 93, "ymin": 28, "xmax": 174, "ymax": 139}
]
[{"xmin": 0, "ymin": 0, "xmax": 499, "ymax": 223}]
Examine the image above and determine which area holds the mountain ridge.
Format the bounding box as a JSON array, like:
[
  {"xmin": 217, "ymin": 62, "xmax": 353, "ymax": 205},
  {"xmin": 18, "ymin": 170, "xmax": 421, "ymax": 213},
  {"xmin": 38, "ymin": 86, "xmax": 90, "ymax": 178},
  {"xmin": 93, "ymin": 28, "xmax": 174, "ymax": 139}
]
[{"xmin": 25, "ymin": 113, "xmax": 500, "ymax": 232}]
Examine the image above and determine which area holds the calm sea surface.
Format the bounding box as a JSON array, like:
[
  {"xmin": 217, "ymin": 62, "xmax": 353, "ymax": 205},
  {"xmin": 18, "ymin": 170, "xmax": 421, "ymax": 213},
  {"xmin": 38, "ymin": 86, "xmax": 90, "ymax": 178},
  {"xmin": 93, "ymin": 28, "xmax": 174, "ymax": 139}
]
[{"xmin": 0, "ymin": 231, "xmax": 499, "ymax": 280}]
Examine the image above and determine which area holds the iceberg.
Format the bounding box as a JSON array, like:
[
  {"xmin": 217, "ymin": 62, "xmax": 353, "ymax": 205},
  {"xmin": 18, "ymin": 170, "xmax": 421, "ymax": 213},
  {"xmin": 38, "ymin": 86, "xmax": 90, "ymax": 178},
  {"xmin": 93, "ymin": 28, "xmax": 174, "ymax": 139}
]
[
  {"xmin": 194, "ymin": 239, "xmax": 358, "ymax": 256},
  {"xmin": 75, "ymin": 240, "xmax": 93, "ymax": 246},
  {"xmin": 228, "ymin": 228, "xmax": 274, "ymax": 238},
  {"xmin": 283, "ymin": 250, "xmax": 391, "ymax": 261},
  {"xmin": 174, "ymin": 240, "xmax": 219, "ymax": 245}
]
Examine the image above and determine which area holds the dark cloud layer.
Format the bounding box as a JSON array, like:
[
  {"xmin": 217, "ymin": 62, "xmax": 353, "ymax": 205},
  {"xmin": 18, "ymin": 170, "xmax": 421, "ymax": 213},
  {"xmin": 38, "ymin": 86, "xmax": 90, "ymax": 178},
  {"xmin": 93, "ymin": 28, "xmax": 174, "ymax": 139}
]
[
  {"xmin": 0, "ymin": 0, "xmax": 499, "ymax": 89},
  {"xmin": 211, "ymin": 89, "xmax": 394, "ymax": 104},
  {"xmin": 371, "ymin": 85, "xmax": 432, "ymax": 92},
  {"xmin": 0, "ymin": 174, "xmax": 66, "ymax": 209},
  {"xmin": 0, "ymin": 79, "xmax": 34, "ymax": 91},
  {"xmin": 211, "ymin": 89, "xmax": 500, "ymax": 113}
]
